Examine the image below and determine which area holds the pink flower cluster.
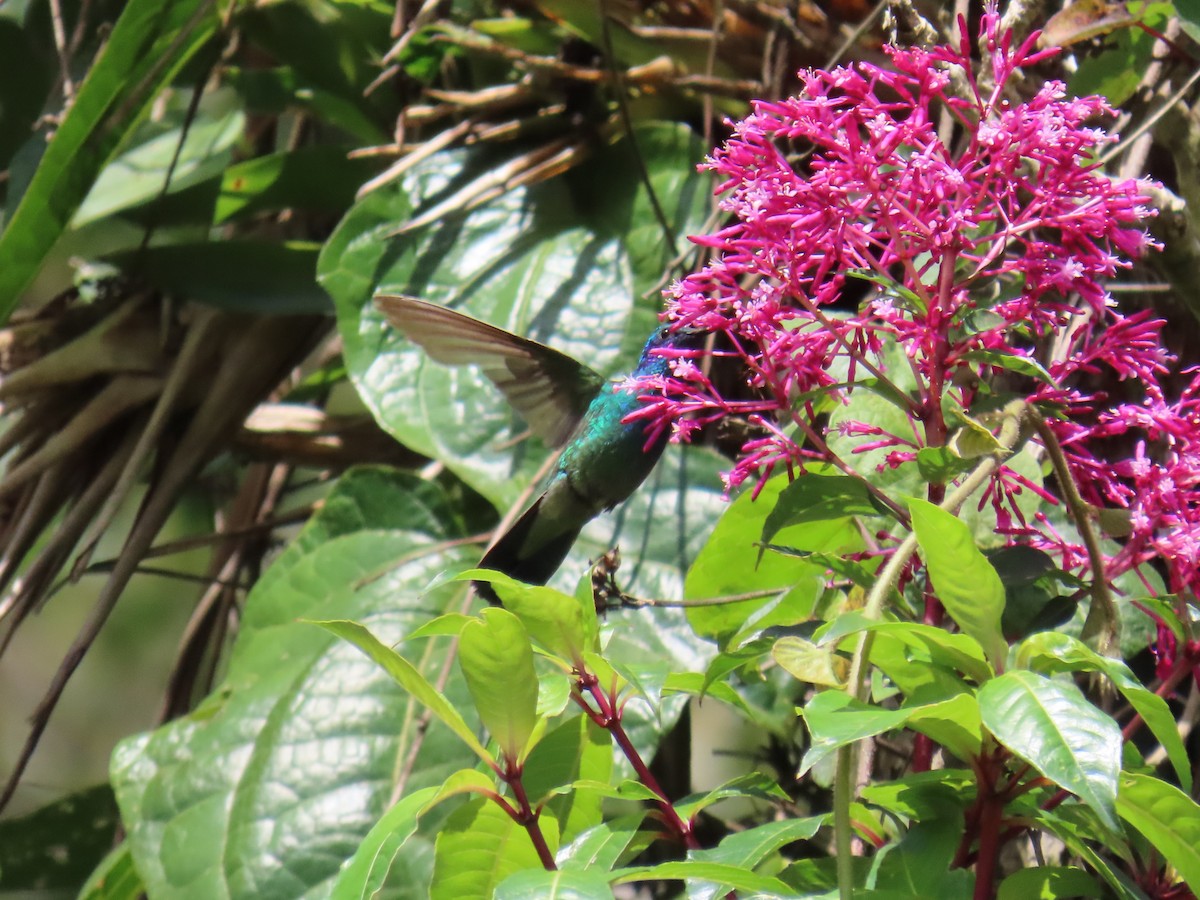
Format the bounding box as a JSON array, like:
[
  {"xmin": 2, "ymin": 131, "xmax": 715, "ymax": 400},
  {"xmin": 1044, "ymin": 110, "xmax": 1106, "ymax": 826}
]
[{"xmin": 629, "ymin": 9, "xmax": 1200, "ymax": 601}]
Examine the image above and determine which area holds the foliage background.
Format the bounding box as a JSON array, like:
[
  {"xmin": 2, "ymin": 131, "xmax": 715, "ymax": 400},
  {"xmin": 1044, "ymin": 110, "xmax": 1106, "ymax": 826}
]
[{"xmin": 0, "ymin": 0, "xmax": 1197, "ymax": 897}]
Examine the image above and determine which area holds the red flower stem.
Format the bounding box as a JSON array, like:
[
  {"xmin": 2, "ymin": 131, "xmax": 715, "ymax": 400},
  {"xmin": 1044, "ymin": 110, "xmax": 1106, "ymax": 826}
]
[{"xmin": 573, "ymin": 673, "xmax": 698, "ymax": 849}]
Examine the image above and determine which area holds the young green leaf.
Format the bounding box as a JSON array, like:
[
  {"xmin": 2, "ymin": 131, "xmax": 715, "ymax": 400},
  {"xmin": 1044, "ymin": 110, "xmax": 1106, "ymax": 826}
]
[
  {"xmin": 463, "ymin": 571, "xmax": 590, "ymax": 663},
  {"xmin": 459, "ymin": 608, "xmax": 541, "ymax": 764},
  {"xmin": 799, "ymin": 690, "xmax": 916, "ymax": 776},
  {"xmin": 909, "ymin": 498, "xmax": 1007, "ymax": 667},
  {"xmin": 329, "ymin": 786, "xmax": 439, "ymax": 900},
  {"xmin": 773, "ymin": 636, "xmax": 848, "ymax": 688},
  {"xmin": 979, "ymin": 670, "xmax": 1121, "ymax": 830},
  {"xmin": 313, "ymin": 618, "xmax": 493, "ymax": 764},
  {"xmin": 760, "ymin": 472, "xmax": 885, "ymax": 545}
]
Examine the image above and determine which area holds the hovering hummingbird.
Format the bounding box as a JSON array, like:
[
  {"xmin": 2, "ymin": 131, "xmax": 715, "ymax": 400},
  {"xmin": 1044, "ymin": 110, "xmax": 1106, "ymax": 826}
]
[{"xmin": 374, "ymin": 295, "xmax": 703, "ymax": 604}]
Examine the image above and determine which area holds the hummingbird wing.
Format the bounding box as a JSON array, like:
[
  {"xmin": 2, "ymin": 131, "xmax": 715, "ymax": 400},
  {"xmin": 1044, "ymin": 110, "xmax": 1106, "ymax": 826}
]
[{"xmin": 374, "ymin": 294, "xmax": 606, "ymax": 448}]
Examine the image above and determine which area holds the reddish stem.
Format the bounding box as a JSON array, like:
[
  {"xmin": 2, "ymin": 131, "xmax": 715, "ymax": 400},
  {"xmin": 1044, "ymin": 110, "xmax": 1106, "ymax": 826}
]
[
  {"xmin": 572, "ymin": 670, "xmax": 699, "ymax": 849},
  {"xmin": 502, "ymin": 759, "xmax": 557, "ymax": 870},
  {"xmin": 911, "ymin": 733, "xmax": 934, "ymax": 773}
]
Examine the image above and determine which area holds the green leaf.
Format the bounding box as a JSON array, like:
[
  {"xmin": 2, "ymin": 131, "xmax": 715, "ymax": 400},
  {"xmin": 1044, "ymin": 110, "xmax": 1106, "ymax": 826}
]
[
  {"xmin": 904, "ymin": 693, "xmax": 983, "ymax": 761},
  {"xmin": 1180, "ymin": 0, "xmax": 1200, "ymax": 43},
  {"xmin": 556, "ymin": 813, "xmax": 648, "ymax": 872},
  {"xmin": 688, "ymin": 817, "xmax": 825, "ymax": 900},
  {"xmin": 1031, "ymin": 807, "xmax": 1145, "ymax": 900},
  {"xmin": 799, "ymin": 691, "xmax": 916, "ymax": 776},
  {"xmin": 426, "ymin": 769, "xmax": 502, "ymax": 808},
  {"xmin": 916, "ymin": 446, "xmax": 974, "ymax": 483},
  {"xmin": 958, "ymin": 348, "xmax": 1056, "ymax": 386},
  {"xmin": 686, "ymin": 473, "xmax": 858, "ymax": 641},
  {"xmin": 459, "ymin": 608, "xmax": 541, "ymax": 762},
  {"xmin": 0, "ymin": 784, "xmax": 118, "ymax": 892},
  {"xmin": 79, "ymin": 843, "xmax": 144, "ymax": 900},
  {"xmin": 431, "ymin": 796, "xmax": 558, "ymax": 900},
  {"xmin": 317, "ymin": 618, "xmax": 493, "ymax": 764},
  {"xmin": 330, "ymin": 786, "xmax": 440, "ymax": 900},
  {"xmin": 979, "ymin": 670, "xmax": 1121, "ymax": 830},
  {"xmin": 818, "ymin": 616, "xmax": 992, "ymax": 684},
  {"xmin": 112, "ymin": 468, "xmax": 482, "ymax": 899},
  {"xmin": 613, "ymin": 861, "xmax": 795, "ymax": 896},
  {"xmin": 870, "ymin": 814, "xmax": 971, "ymax": 898},
  {"xmin": 494, "ymin": 868, "xmax": 614, "ymax": 899},
  {"xmin": 909, "ymin": 498, "xmax": 1007, "ymax": 667},
  {"xmin": 1016, "ymin": 630, "xmax": 1191, "ymax": 793},
  {"xmin": 861, "ymin": 770, "xmax": 977, "ymax": 821},
  {"xmin": 72, "ymin": 90, "xmax": 244, "ymax": 226},
  {"xmin": 997, "ymin": 866, "xmax": 1103, "ymax": 900},
  {"xmin": 1068, "ymin": 3, "xmax": 1172, "ymax": 105},
  {"xmin": 464, "ymin": 572, "xmax": 590, "ymax": 663},
  {"xmin": 0, "ymin": 0, "xmax": 219, "ymax": 319},
  {"xmin": 760, "ymin": 472, "xmax": 884, "ymax": 545},
  {"xmin": 1117, "ymin": 772, "xmax": 1200, "ymax": 893},
  {"xmin": 214, "ymin": 145, "xmax": 381, "ymax": 223},
  {"xmin": 674, "ymin": 772, "xmax": 791, "ymax": 821},
  {"xmin": 521, "ymin": 715, "xmax": 611, "ymax": 840},
  {"xmin": 107, "ymin": 241, "xmax": 332, "ymax": 314}
]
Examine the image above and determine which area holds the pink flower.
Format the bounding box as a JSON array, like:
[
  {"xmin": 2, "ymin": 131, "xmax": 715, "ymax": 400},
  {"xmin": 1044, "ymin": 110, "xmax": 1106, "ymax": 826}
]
[{"xmin": 628, "ymin": 5, "xmax": 1191, "ymax": 634}]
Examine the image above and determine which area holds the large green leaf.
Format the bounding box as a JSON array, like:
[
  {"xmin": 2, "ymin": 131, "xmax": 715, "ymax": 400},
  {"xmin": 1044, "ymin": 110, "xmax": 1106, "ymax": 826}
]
[
  {"xmin": 979, "ymin": 670, "xmax": 1121, "ymax": 831},
  {"xmin": 686, "ymin": 473, "xmax": 862, "ymax": 642},
  {"xmin": 869, "ymin": 814, "xmax": 971, "ymax": 899},
  {"xmin": 111, "ymin": 468, "xmax": 481, "ymax": 900},
  {"xmin": 319, "ymin": 123, "xmax": 709, "ymax": 509},
  {"xmin": 0, "ymin": 0, "xmax": 220, "ymax": 319},
  {"xmin": 493, "ymin": 868, "xmax": 614, "ymax": 899},
  {"xmin": 1117, "ymin": 772, "xmax": 1200, "ymax": 893}
]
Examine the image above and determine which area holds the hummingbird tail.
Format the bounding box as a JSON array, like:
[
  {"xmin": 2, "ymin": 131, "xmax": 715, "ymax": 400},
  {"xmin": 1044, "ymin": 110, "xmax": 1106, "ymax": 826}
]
[{"xmin": 472, "ymin": 496, "xmax": 582, "ymax": 605}]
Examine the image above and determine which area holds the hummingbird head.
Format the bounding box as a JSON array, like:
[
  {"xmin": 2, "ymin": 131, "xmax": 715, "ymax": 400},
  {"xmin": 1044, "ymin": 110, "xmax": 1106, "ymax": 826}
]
[{"xmin": 633, "ymin": 323, "xmax": 708, "ymax": 378}]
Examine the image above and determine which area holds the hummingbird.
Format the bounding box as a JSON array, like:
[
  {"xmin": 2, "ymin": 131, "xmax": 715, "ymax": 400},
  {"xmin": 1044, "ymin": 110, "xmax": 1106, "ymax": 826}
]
[{"xmin": 374, "ymin": 295, "xmax": 703, "ymax": 604}]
